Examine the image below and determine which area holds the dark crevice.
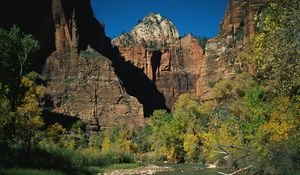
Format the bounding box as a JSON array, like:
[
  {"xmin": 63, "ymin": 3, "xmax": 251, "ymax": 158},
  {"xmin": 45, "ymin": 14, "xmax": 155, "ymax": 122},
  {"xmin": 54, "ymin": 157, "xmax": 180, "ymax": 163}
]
[
  {"xmin": 42, "ymin": 111, "xmax": 81, "ymax": 130},
  {"xmin": 151, "ymin": 51, "xmax": 162, "ymax": 82},
  {"xmin": 57, "ymin": 0, "xmax": 169, "ymax": 117},
  {"xmin": 108, "ymin": 47, "xmax": 169, "ymax": 117},
  {"xmin": 75, "ymin": 0, "xmax": 112, "ymax": 56},
  {"xmin": 73, "ymin": 1, "xmax": 169, "ymax": 117}
]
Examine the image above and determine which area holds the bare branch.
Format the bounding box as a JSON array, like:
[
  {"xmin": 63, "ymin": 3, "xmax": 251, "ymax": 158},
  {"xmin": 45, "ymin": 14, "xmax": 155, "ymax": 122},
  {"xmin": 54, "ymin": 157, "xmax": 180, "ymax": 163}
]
[
  {"xmin": 214, "ymin": 151, "xmax": 229, "ymax": 155},
  {"xmin": 219, "ymin": 145, "xmax": 252, "ymax": 152},
  {"xmin": 218, "ymin": 165, "xmax": 253, "ymax": 175}
]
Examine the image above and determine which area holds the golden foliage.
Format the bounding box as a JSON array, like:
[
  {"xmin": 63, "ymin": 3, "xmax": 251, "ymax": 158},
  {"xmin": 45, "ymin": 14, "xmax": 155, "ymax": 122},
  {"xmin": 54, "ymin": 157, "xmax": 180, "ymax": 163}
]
[{"xmin": 101, "ymin": 136, "xmax": 111, "ymax": 153}]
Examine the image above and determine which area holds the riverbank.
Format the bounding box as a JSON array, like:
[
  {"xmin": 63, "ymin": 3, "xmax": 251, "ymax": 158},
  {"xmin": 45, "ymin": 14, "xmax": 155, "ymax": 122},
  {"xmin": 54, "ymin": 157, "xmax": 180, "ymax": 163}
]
[
  {"xmin": 0, "ymin": 168, "xmax": 65, "ymax": 175},
  {"xmin": 98, "ymin": 165, "xmax": 172, "ymax": 175},
  {"xmin": 0, "ymin": 163, "xmax": 142, "ymax": 175}
]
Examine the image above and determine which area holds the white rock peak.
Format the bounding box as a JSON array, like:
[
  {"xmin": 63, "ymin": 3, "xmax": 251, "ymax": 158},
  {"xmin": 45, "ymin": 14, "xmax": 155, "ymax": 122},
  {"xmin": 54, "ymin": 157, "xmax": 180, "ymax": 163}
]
[
  {"xmin": 131, "ymin": 13, "xmax": 180, "ymax": 43},
  {"xmin": 113, "ymin": 13, "xmax": 180, "ymax": 47}
]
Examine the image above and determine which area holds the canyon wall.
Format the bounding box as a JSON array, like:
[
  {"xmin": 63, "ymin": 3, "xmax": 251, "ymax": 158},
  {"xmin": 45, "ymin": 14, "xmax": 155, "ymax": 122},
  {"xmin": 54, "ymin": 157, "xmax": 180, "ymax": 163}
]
[
  {"xmin": 113, "ymin": 14, "xmax": 205, "ymax": 109},
  {"xmin": 199, "ymin": 0, "xmax": 265, "ymax": 99},
  {"xmin": 113, "ymin": 0, "xmax": 266, "ymax": 106},
  {"xmin": 0, "ymin": 0, "xmax": 144, "ymax": 130},
  {"xmin": 43, "ymin": 0, "xmax": 145, "ymax": 130},
  {"xmin": 0, "ymin": 0, "xmax": 266, "ymax": 130},
  {"xmin": 115, "ymin": 33, "xmax": 203, "ymax": 108}
]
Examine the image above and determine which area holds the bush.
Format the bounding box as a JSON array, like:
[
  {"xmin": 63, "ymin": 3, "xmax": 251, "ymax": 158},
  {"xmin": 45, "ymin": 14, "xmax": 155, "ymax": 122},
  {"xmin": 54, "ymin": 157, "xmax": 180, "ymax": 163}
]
[
  {"xmin": 0, "ymin": 168, "xmax": 64, "ymax": 175},
  {"xmin": 81, "ymin": 148, "xmax": 135, "ymax": 167}
]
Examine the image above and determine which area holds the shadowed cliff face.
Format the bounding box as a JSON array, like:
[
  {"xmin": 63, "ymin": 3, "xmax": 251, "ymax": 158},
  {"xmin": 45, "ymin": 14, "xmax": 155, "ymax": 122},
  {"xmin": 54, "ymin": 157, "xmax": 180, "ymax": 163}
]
[
  {"xmin": 0, "ymin": 0, "xmax": 168, "ymax": 128},
  {"xmin": 0, "ymin": 0, "xmax": 111, "ymax": 72},
  {"xmin": 42, "ymin": 0, "xmax": 166, "ymax": 126},
  {"xmin": 109, "ymin": 48, "xmax": 168, "ymax": 117}
]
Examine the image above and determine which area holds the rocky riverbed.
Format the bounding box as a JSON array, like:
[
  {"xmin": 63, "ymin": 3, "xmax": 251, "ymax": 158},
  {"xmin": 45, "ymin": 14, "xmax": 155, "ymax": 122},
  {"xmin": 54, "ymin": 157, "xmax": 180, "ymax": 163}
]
[{"xmin": 97, "ymin": 165, "xmax": 172, "ymax": 175}]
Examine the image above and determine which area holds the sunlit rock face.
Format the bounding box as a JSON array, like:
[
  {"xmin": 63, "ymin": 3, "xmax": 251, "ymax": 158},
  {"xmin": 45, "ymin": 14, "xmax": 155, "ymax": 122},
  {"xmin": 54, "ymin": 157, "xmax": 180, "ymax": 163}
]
[
  {"xmin": 113, "ymin": 0, "xmax": 266, "ymax": 107},
  {"xmin": 220, "ymin": 0, "xmax": 266, "ymax": 41},
  {"xmin": 113, "ymin": 13, "xmax": 205, "ymax": 109},
  {"xmin": 44, "ymin": 48, "xmax": 144, "ymax": 131},
  {"xmin": 42, "ymin": 0, "xmax": 145, "ymax": 130},
  {"xmin": 113, "ymin": 13, "xmax": 180, "ymax": 48},
  {"xmin": 197, "ymin": 0, "xmax": 265, "ymax": 100}
]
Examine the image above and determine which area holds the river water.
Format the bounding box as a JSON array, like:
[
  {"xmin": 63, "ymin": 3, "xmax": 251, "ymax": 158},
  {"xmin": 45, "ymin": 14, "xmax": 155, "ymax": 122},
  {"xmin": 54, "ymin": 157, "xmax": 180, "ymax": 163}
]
[{"xmin": 155, "ymin": 164, "xmax": 228, "ymax": 175}]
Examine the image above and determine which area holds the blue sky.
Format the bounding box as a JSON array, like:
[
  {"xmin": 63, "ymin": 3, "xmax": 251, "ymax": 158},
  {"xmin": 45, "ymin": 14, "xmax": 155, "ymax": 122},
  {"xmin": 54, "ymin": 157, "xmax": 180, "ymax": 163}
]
[{"xmin": 91, "ymin": 0, "xmax": 227, "ymax": 39}]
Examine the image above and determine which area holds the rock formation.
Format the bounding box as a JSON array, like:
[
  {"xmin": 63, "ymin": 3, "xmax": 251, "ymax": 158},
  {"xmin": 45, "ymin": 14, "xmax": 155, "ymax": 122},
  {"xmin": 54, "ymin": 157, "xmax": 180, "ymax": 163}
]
[
  {"xmin": 199, "ymin": 0, "xmax": 265, "ymax": 99},
  {"xmin": 0, "ymin": 0, "xmax": 144, "ymax": 130},
  {"xmin": 42, "ymin": 0, "xmax": 144, "ymax": 130},
  {"xmin": 113, "ymin": 13, "xmax": 179, "ymax": 47},
  {"xmin": 44, "ymin": 48, "xmax": 144, "ymax": 131},
  {"xmin": 113, "ymin": 0, "xmax": 266, "ymax": 106},
  {"xmin": 220, "ymin": 0, "xmax": 266, "ymax": 42},
  {"xmin": 113, "ymin": 13, "xmax": 205, "ymax": 109},
  {"xmin": 0, "ymin": 0, "xmax": 266, "ymax": 130}
]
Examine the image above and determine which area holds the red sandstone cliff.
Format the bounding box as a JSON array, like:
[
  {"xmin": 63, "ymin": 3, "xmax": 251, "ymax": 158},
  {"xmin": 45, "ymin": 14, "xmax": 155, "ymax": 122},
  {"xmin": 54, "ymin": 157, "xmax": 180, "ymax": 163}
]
[
  {"xmin": 113, "ymin": 0, "xmax": 266, "ymax": 107},
  {"xmin": 198, "ymin": 0, "xmax": 265, "ymax": 100},
  {"xmin": 43, "ymin": 0, "xmax": 144, "ymax": 130},
  {"xmin": 0, "ymin": 0, "xmax": 144, "ymax": 130},
  {"xmin": 220, "ymin": 0, "xmax": 266, "ymax": 42},
  {"xmin": 113, "ymin": 13, "xmax": 204, "ymax": 108}
]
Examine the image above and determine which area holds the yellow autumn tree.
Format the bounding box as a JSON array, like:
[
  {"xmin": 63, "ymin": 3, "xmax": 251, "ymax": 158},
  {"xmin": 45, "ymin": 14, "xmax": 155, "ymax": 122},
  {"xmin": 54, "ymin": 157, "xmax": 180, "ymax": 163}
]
[
  {"xmin": 46, "ymin": 123, "xmax": 66, "ymax": 145},
  {"xmin": 183, "ymin": 133, "xmax": 200, "ymax": 162},
  {"xmin": 16, "ymin": 72, "xmax": 44, "ymax": 149},
  {"xmin": 101, "ymin": 136, "xmax": 111, "ymax": 153}
]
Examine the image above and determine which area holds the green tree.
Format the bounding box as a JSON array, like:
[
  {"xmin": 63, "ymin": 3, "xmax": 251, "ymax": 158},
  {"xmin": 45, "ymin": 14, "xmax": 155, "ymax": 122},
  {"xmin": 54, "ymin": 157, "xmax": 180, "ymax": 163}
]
[
  {"xmin": 0, "ymin": 26, "xmax": 41, "ymax": 148},
  {"xmin": 150, "ymin": 94, "xmax": 209, "ymax": 162},
  {"xmin": 249, "ymin": 0, "xmax": 300, "ymax": 96},
  {"xmin": 0, "ymin": 26, "xmax": 39, "ymax": 100},
  {"xmin": 195, "ymin": 36, "xmax": 209, "ymax": 50}
]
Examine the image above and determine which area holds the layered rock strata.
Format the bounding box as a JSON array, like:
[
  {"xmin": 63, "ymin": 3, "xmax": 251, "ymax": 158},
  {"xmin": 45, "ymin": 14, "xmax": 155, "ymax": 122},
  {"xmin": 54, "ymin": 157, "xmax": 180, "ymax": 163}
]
[{"xmin": 0, "ymin": 0, "xmax": 144, "ymax": 130}]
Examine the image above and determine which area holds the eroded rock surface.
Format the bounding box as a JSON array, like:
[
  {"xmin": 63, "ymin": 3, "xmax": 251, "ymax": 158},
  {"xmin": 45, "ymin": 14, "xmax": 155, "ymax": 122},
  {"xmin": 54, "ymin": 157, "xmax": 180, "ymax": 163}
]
[
  {"xmin": 44, "ymin": 48, "xmax": 144, "ymax": 131},
  {"xmin": 0, "ymin": 0, "xmax": 144, "ymax": 130},
  {"xmin": 41, "ymin": 0, "xmax": 144, "ymax": 130},
  {"xmin": 113, "ymin": 0, "xmax": 266, "ymax": 106},
  {"xmin": 198, "ymin": 0, "xmax": 265, "ymax": 100},
  {"xmin": 113, "ymin": 13, "xmax": 205, "ymax": 109}
]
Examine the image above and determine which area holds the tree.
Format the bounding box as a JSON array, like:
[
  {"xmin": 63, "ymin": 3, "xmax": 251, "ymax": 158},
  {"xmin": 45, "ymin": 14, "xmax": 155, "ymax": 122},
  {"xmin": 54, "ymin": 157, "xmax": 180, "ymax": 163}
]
[
  {"xmin": 0, "ymin": 26, "xmax": 41, "ymax": 148},
  {"xmin": 183, "ymin": 133, "xmax": 201, "ymax": 162},
  {"xmin": 46, "ymin": 123, "xmax": 67, "ymax": 146},
  {"xmin": 249, "ymin": 0, "xmax": 300, "ymax": 96},
  {"xmin": 0, "ymin": 25, "xmax": 39, "ymax": 85},
  {"xmin": 101, "ymin": 136, "xmax": 111, "ymax": 153},
  {"xmin": 195, "ymin": 36, "xmax": 209, "ymax": 50},
  {"xmin": 16, "ymin": 72, "xmax": 44, "ymax": 149},
  {"xmin": 150, "ymin": 94, "xmax": 209, "ymax": 162}
]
